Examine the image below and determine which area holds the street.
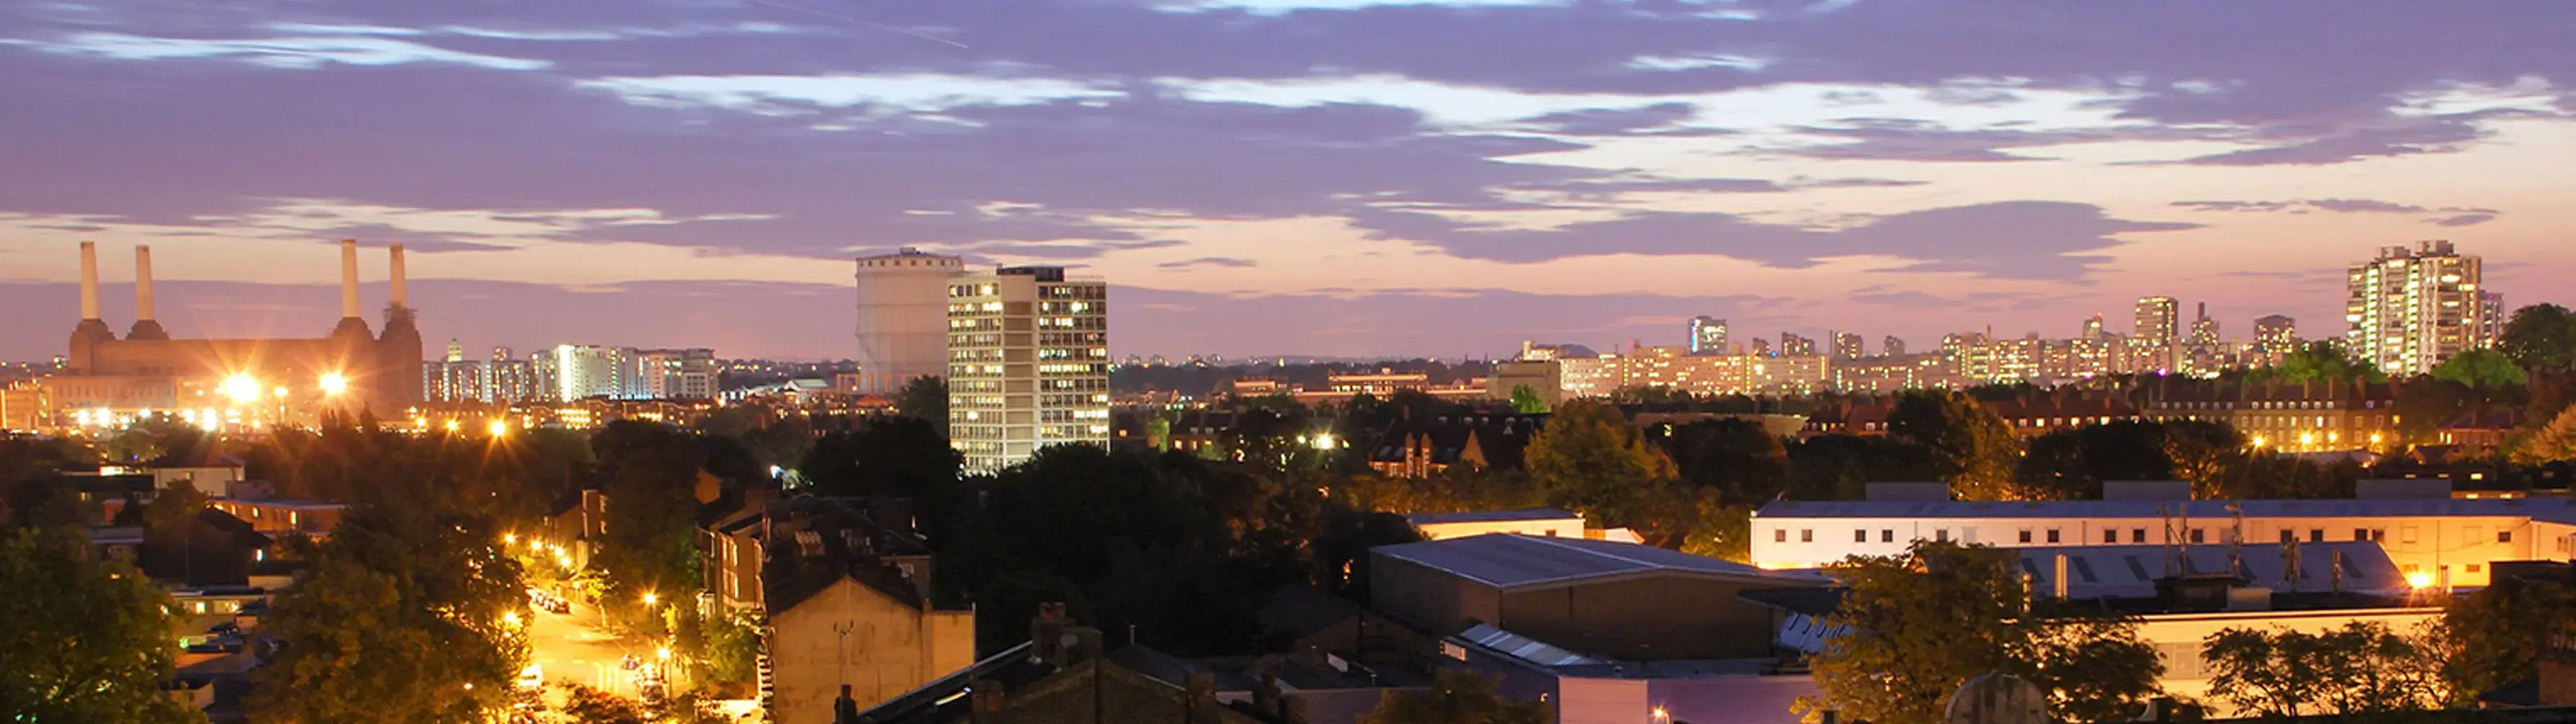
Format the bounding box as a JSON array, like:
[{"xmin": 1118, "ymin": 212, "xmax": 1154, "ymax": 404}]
[{"xmin": 526, "ymin": 602, "xmax": 646, "ymax": 700}]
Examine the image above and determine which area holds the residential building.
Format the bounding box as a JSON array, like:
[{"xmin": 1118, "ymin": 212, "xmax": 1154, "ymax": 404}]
[
  {"xmin": 854, "ymin": 249, "xmax": 965, "ymax": 395},
  {"xmin": 2188, "ymin": 303, "xmax": 2222, "ymax": 347},
  {"xmin": 1689, "ymin": 316, "xmax": 1727, "ymax": 355},
  {"xmin": 2346, "ymin": 241, "xmax": 2488, "ymax": 377},
  {"xmin": 2083, "ymin": 313, "xmax": 2106, "ymax": 341},
  {"xmin": 1779, "ymin": 332, "xmax": 1816, "ymax": 357},
  {"xmin": 2482, "ymin": 290, "xmax": 2508, "ymax": 343},
  {"xmin": 206, "ymin": 499, "xmax": 345, "ymax": 537},
  {"xmin": 1881, "ymin": 336, "xmax": 1906, "ymax": 357},
  {"xmin": 852, "ymin": 617, "xmax": 1302, "ymax": 724},
  {"xmin": 1368, "ymin": 414, "xmax": 1544, "ymax": 479},
  {"xmin": 1324, "ymin": 370, "xmax": 1428, "ymax": 397},
  {"xmin": 2134, "ymin": 296, "xmax": 2179, "ymax": 345},
  {"xmin": 748, "ymin": 498, "xmax": 975, "ymax": 722},
  {"xmin": 2254, "ymin": 315, "xmax": 2299, "ymax": 356},
  {"xmin": 1570, "ymin": 347, "xmax": 1831, "ymax": 398},
  {"xmin": 635, "ymin": 348, "xmax": 718, "ymax": 400},
  {"xmin": 947, "ymin": 266, "xmax": 1109, "ymax": 473},
  {"xmin": 1830, "ymin": 332, "xmax": 1863, "ymax": 359},
  {"xmin": 1748, "ymin": 493, "xmax": 2576, "ymax": 588},
  {"xmin": 1747, "ymin": 338, "xmax": 1771, "ymax": 357},
  {"xmin": 2137, "ymin": 376, "xmax": 2400, "ymax": 452},
  {"xmin": 535, "ymin": 344, "xmax": 635, "ymax": 401},
  {"xmin": 1485, "ymin": 358, "xmax": 1562, "ymax": 407}
]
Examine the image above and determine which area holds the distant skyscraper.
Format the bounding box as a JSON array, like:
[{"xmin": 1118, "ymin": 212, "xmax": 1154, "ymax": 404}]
[
  {"xmin": 2082, "ymin": 314, "xmax": 2105, "ymax": 341},
  {"xmin": 636, "ymin": 348, "xmax": 719, "ymax": 400},
  {"xmin": 1882, "ymin": 336, "xmax": 1907, "ymax": 357},
  {"xmin": 1748, "ymin": 338, "xmax": 1772, "ymax": 357},
  {"xmin": 2479, "ymin": 290, "xmax": 2506, "ymax": 342},
  {"xmin": 854, "ymin": 248, "xmax": 965, "ymax": 395},
  {"xmin": 2188, "ymin": 303, "xmax": 2221, "ymax": 347},
  {"xmin": 2347, "ymin": 241, "xmax": 2487, "ymax": 376},
  {"xmin": 2134, "ymin": 296, "xmax": 2178, "ymax": 346},
  {"xmin": 1779, "ymin": 332, "xmax": 1815, "ymax": 357},
  {"xmin": 2253, "ymin": 315, "xmax": 2298, "ymax": 354},
  {"xmin": 444, "ymin": 339, "xmax": 466, "ymax": 363},
  {"xmin": 539, "ymin": 344, "xmax": 635, "ymax": 401},
  {"xmin": 1832, "ymin": 332, "xmax": 1864, "ymax": 359},
  {"xmin": 948, "ymin": 266, "xmax": 1109, "ymax": 474},
  {"xmin": 1688, "ymin": 316, "xmax": 1728, "ymax": 355}
]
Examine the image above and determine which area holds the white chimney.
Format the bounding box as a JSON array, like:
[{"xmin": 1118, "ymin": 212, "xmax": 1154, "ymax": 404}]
[
  {"xmin": 339, "ymin": 238, "xmax": 361, "ymax": 318},
  {"xmin": 134, "ymin": 245, "xmax": 156, "ymax": 321},
  {"xmin": 79, "ymin": 241, "xmax": 101, "ymax": 321},
  {"xmin": 388, "ymin": 242, "xmax": 408, "ymax": 309}
]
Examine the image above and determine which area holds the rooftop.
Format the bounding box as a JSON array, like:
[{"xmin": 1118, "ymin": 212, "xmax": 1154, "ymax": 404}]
[
  {"xmin": 1756, "ymin": 496, "xmax": 2576, "ymax": 524},
  {"xmin": 1404, "ymin": 508, "xmax": 1580, "ymax": 526},
  {"xmin": 1373, "ymin": 534, "xmax": 1792, "ymax": 591}
]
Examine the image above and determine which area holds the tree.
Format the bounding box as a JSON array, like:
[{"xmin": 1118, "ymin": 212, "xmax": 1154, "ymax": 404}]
[
  {"xmin": 2013, "ymin": 421, "xmax": 2173, "ymax": 500},
  {"xmin": 1797, "ymin": 542, "xmax": 2163, "ymax": 724},
  {"xmin": 1886, "ymin": 389, "xmax": 2021, "ymax": 499},
  {"xmin": 2515, "ymin": 403, "xmax": 2576, "ymax": 464},
  {"xmin": 1660, "ymin": 419, "xmax": 1791, "ymax": 505},
  {"xmin": 1784, "ymin": 434, "xmax": 1938, "ymax": 501},
  {"xmin": 589, "ymin": 421, "xmax": 711, "ymax": 617},
  {"xmin": 2201, "ymin": 622, "xmax": 2446, "ymax": 717},
  {"xmin": 1508, "ymin": 384, "xmax": 1550, "ymax": 414},
  {"xmin": 558, "ymin": 682, "xmax": 649, "ymax": 724},
  {"xmin": 0, "ymin": 529, "xmax": 202, "ymax": 723},
  {"xmin": 2430, "ymin": 349, "xmax": 2528, "ymax": 389},
  {"xmin": 1358, "ymin": 669, "xmax": 1549, "ymax": 724},
  {"xmin": 140, "ymin": 478, "xmax": 210, "ymax": 529},
  {"xmin": 249, "ymin": 495, "xmax": 528, "ymax": 723},
  {"xmin": 2498, "ymin": 303, "xmax": 2576, "ymax": 372},
  {"xmin": 1523, "ymin": 400, "xmax": 1678, "ymax": 534},
  {"xmin": 2431, "ymin": 575, "xmax": 2576, "ymax": 700},
  {"xmin": 895, "ymin": 375, "xmax": 949, "ymax": 426},
  {"xmin": 2260, "ymin": 342, "xmax": 2388, "ymax": 385}
]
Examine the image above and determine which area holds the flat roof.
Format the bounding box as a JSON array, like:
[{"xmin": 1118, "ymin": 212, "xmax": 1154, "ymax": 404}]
[
  {"xmin": 1374, "ymin": 533, "xmax": 1791, "ymax": 591},
  {"xmin": 1405, "ymin": 509, "xmax": 1581, "ymax": 526},
  {"xmin": 1755, "ymin": 497, "xmax": 2576, "ymax": 524}
]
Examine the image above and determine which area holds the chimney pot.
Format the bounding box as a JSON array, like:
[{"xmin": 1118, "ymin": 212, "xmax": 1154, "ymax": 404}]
[
  {"xmin": 339, "ymin": 238, "xmax": 362, "ymax": 318},
  {"xmin": 133, "ymin": 246, "xmax": 156, "ymax": 321},
  {"xmin": 79, "ymin": 241, "xmax": 102, "ymax": 321},
  {"xmin": 388, "ymin": 242, "xmax": 408, "ymax": 309}
]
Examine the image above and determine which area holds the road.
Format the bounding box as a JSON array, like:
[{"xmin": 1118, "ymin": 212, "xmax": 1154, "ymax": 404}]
[{"xmin": 526, "ymin": 603, "xmax": 645, "ymax": 700}]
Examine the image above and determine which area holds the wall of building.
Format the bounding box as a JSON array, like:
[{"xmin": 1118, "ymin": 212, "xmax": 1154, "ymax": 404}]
[
  {"xmin": 1496, "ymin": 576, "xmax": 1788, "ymax": 661},
  {"xmin": 2132, "ymin": 607, "xmax": 2441, "ymax": 718},
  {"xmin": 1414, "ymin": 518, "xmax": 1586, "ymax": 541},
  {"xmin": 1750, "ymin": 512, "xmax": 2565, "ymax": 587},
  {"xmin": 766, "ymin": 578, "xmax": 974, "ymax": 722},
  {"xmin": 1367, "ymin": 555, "xmax": 1501, "ymax": 634}
]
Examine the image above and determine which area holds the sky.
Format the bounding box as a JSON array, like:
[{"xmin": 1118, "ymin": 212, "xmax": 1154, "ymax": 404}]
[{"xmin": 3, "ymin": 1, "xmax": 2573, "ymax": 361}]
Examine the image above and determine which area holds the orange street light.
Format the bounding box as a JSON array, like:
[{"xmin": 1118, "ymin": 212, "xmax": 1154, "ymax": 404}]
[{"xmin": 318, "ymin": 372, "xmax": 348, "ymax": 395}]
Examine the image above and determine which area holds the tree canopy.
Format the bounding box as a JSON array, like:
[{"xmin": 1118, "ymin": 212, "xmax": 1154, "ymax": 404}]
[
  {"xmin": 1358, "ymin": 669, "xmax": 1549, "ymax": 724},
  {"xmin": 0, "ymin": 529, "xmax": 201, "ymax": 723},
  {"xmin": 1886, "ymin": 389, "xmax": 2021, "ymax": 499},
  {"xmin": 2430, "ymin": 575, "xmax": 2576, "ymax": 702},
  {"xmin": 2200, "ymin": 622, "xmax": 2446, "ymax": 718},
  {"xmin": 895, "ymin": 375, "xmax": 949, "ymax": 425},
  {"xmin": 1799, "ymin": 541, "xmax": 2164, "ymax": 724},
  {"xmin": 2498, "ymin": 303, "xmax": 2576, "ymax": 372}
]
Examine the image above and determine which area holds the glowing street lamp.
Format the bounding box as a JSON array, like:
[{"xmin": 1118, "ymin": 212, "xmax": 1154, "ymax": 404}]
[
  {"xmin": 2406, "ymin": 572, "xmax": 2435, "ymax": 589},
  {"xmin": 272, "ymin": 386, "xmax": 290, "ymax": 400},
  {"xmin": 502, "ymin": 611, "xmax": 522, "ymax": 627},
  {"xmin": 487, "ymin": 419, "xmax": 510, "ymax": 437},
  {"xmin": 220, "ymin": 375, "xmax": 260, "ymax": 403},
  {"xmin": 642, "ymin": 591, "xmax": 658, "ymax": 608},
  {"xmin": 318, "ymin": 372, "xmax": 348, "ymax": 395}
]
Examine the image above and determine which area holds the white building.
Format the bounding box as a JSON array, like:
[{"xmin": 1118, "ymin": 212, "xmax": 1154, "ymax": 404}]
[
  {"xmin": 946, "ymin": 266, "xmax": 1109, "ymax": 473},
  {"xmin": 1749, "ymin": 496, "xmax": 2576, "ymax": 588},
  {"xmin": 538, "ymin": 344, "xmax": 632, "ymax": 401},
  {"xmin": 636, "ymin": 348, "xmax": 717, "ymax": 401},
  {"xmin": 2346, "ymin": 241, "xmax": 2488, "ymax": 377},
  {"xmin": 854, "ymin": 249, "xmax": 963, "ymax": 395}
]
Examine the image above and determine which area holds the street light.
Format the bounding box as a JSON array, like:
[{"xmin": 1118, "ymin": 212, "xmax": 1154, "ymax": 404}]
[
  {"xmin": 642, "ymin": 591, "xmax": 658, "ymax": 608},
  {"xmin": 318, "ymin": 372, "xmax": 347, "ymax": 395},
  {"xmin": 488, "ymin": 419, "xmax": 510, "ymax": 437},
  {"xmin": 220, "ymin": 375, "xmax": 260, "ymax": 403}
]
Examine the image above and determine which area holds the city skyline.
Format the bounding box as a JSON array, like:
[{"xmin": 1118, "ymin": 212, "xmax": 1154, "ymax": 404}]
[{"xmin": 5, "ymin": 2, "xmax": 2575, "ymax": 359}]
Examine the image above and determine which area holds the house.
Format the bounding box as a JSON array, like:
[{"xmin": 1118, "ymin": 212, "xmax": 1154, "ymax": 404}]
[
  {"xmin": 139, "ymin": 509, "xmax": 272, "ymax": 586},
  {"xmin": 1369, "ymin": 534, "xmax": 1823, "ymax": 661},
  {"xmin": 754, "ymin": 497, "xmax": 975, "ymax": 722},
  {"xmin": 205, "ymin": 498, "xmax": 344, "ymax": 538},
  {"xmin": 1367, "ymin": 414, "xmax": 1546, "ymax": 479}
]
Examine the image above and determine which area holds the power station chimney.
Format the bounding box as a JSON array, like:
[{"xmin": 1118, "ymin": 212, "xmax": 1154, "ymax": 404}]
[
  {"xmin": 128, "ymin": 245, "xmax": 169, "ymax": 340},
  {"xmin": 339, "ymin": 238, "xmax": 362, "ymax": 319},
  {"xmin": 388, "ymin": 242, "xmax": 408, "ymax": 309},
  {"xmin": 79, "ymin": 241, "xmax": 101, "ymax": 321}
]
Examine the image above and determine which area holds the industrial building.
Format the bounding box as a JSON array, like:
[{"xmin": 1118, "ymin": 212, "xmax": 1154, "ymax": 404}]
[
  {"xmin": 1748, "ymin": 486, "xmax": 2576, "ymax": 588},
  {"xmin": 946, "ymin": 265, "xmax": 1109, "ymax": 473},
  {"xmin": 853, "ymin": 248, "xmax": 963, "ymax": 395},
  {"xmin": 1369, "ymin": 534, "xmax": 1820, "ymax": 662},
  {"xmin": 53, "ymin": 239, "xmax": 422, "ymax": 425}
]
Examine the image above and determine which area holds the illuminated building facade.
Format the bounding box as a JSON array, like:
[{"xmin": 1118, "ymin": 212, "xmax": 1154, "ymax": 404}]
[
  {"xmin": 52, "ymin": 240, "xmax": 422, "ymax": 428},
  {"xmin": 947, "ymin": 266, "xmax": 1109, "ymax": 473},
  {"xmin": 1687, "ymin": 316, "xmax": 1727, "ymax": 355},
  {"xmin": 2253, "ymin": 315, "xmax": 2299, "ymax": 356},
  {"xmin": 853, "ymin": 248, "xmax": 964, "ymax": 395},
  {"xmin": 2346, "ymin": 241, "xmax": 2487, "ymax": 377},
  {"xmin": 1779, "ymin": 332, "xmax": 1816, "ymax": 357},
  {"xmin": 1831, "ymin": 332, "xmax": 1864, "ymax": 359}
]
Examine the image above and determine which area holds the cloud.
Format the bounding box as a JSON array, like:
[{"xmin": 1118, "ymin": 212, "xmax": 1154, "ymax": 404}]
[
  {"xmin": 2170, "ymin": 198, "xmax": 2504, "ymax": 227},
  {"xmin": 2, "ymin": 31, "xmax": 551, "ymax": 70},
  {"xmin": 574, "ymin": 73, "xmax": 1124, "ymax": 116},
  {"xmin": 1852, "ymin": 290, "xmax": 1949, "ymax": 306},
  {"xmin": 1156, "ymin": 256, "xmax": 1257, "ymax": 269},
  {"xmin": 2428, "ymin": 213, "xmax": 2495, "ymax": 227}
]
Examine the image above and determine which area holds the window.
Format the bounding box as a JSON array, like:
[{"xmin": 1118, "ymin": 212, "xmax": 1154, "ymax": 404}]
[
  {"xmin": 2309, "ymin": 529, "xmax": 2325, "ymax": 542},
  {"xmin": 1856, "ymin": 529, "xmax": 1869, "ymax": 543},
  {"xmin": 2355, "ymin": 527, "xmax": 2370, "ymax": 541},
  {"xmin": 2467, "ymin": 563, "xmax": 2483, "ymax": 573},
  {"xmin": 1881, "ymin": 529, "xmax": 1894, "ymax": 543},
  {"xmin": 1800, "ymin": 529, "xmax": 1813, "ymax": 543},
  {"xmin": 2401, "ymin": 526, "xmax": 2420, "ymax": 545},
  {"xmin": 1936, "ymin": 529, "xmax": 1951, "ymax": 542},
  {"xmin": 2189, "ymin": 528, "xmax": 2206, "ymax": 544},
  {"xmin": 2046, "ymin": 529, "xmax": 2061, "ymax": 544},
  {"xmin": 2279, "ymin": 529, "xmax": 2295, "ymax": 544},
  {"xmin": 2498, "ymin": 530, "xmax": 2514, "ymax": 543},
  {"xmin": 2018, "ymin": 529, "xmax": 2033, "ymax": 544},
  {"xmin": 2103, "ymin": 529, "xmax": 2118, "ymax": 544},
  {"xmin": 2132, "ymin": 528, "xmax": 2147, "ymax": 543},
  {"xmin": 1775, "ymin": 529, "xmax": 1786, "ymax": 542}
]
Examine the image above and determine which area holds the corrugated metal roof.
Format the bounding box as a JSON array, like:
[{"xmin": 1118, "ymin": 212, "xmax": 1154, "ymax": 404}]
[
  {"xmin": 1454, "ymin": 623, "xmax": 1604, "ymax": 666},
  {"xmin": 2014, "ymin": 542, "xmax": 2407, "ymax": 599},
  {"xmin": 1373, "ymin": 533, "xmax": 1789, "ymax": 591},
  {"xmin": 1755, "ymin": 496, "xmax": 2576, "ymax": 524}
]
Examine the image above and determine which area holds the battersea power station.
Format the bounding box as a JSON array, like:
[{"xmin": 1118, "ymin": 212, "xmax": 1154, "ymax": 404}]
[{"xmin": 51, "ymin": 239, "xmax": 423, "ymax": 427}]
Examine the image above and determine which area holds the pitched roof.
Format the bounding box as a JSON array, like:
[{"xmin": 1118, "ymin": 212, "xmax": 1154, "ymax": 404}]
[
  {"xmin": 2010, "ymin": 542, "xmax": 2407, "ymax": 599},
  {"xmin": 1372, "ymin": 534, "xmax": 1793, "ymax": 591},
  {"xmin": 1403, "ymin": 508, "xmax": 1580, "ymax": 526}
]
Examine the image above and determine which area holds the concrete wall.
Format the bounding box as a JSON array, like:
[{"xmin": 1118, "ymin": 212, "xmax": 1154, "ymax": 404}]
[
  {"xmin": 1416, "ymin": 517, "xmax": 1586, "ymax": 541},
  {"xmin": 1496, "ymin": 576, "xmax": 1786, "ymax": 661},
  {"xmin": 2132, "ymin": 606, "xmax": 2441, "ymax": 718},
  {"xmin": 1752, "ymin": 512, "xmax": 2564, "ymax": 586},
  {"xmin": 766, "ymin": 578, "xmax": 975, "ymax": 723}
]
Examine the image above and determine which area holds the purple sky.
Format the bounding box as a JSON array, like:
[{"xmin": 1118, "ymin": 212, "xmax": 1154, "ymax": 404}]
[{"xmin": 4, "ymin": 0, "xmax": 2572, "ymax": 360}]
